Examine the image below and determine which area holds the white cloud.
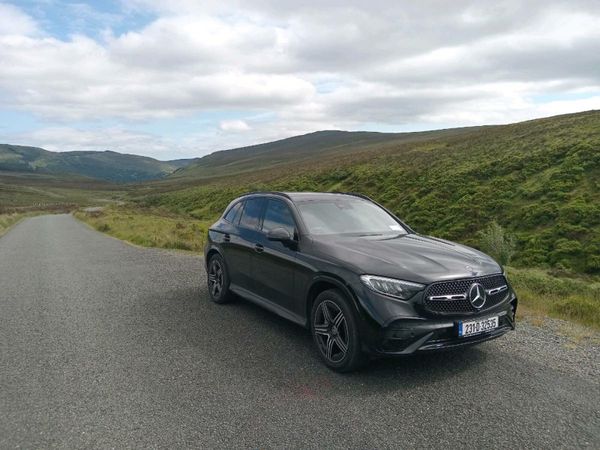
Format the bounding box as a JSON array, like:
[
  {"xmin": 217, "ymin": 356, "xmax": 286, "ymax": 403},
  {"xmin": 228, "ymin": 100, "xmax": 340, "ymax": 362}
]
[
  {"xmin": 0, "ymin": 3, "xmax": 38, "ymax": 36},
  {"xmin": 14, "ymin": 126, "xmax": 179, "ymax": 159},
  {"xmin": 220, "ymin": 120, "xmax": 251, "ymax": 132},
  {"xmin": 0, "ymin": 0, "xmax": 599, "ymax": 157},
  {"xmin": 0, "ymin": 28, "xmax": 315, "ymax": 121}
]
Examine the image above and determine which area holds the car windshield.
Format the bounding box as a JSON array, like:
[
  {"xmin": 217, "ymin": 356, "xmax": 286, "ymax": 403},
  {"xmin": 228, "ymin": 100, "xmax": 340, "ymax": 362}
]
[{"xmin": 296, "ymin": 197, "xmax": 408, "ymax": 236}]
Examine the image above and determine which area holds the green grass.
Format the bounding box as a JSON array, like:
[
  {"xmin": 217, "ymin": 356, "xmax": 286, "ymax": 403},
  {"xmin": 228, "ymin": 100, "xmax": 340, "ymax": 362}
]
[
  {"xmin": 0, "ymin": 170, "xmax": 128, "ymax": 208},
  {"xmin": 74, "ymin": 206, "xmax": 211, "ymax": 252},
  {"xmin": 507, "ymin": 267, "xmax": 600, "ymax": 330}
]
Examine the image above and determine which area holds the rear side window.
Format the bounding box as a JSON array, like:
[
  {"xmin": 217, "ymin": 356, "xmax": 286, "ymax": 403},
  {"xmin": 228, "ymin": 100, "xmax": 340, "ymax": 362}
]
[
  {"xmin": 262, "ymin": 199, "xmax": 296, "ymax": 236},
  {"xmin": 223, "ymin": 202, "xmax": 242, "ymax": 223},
  {"xmin": 239, "ymin": 198, "xmax": 265, "ymax": 230}
]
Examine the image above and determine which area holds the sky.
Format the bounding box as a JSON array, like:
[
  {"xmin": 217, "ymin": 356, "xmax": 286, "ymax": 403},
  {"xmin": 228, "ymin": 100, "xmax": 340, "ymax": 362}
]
[{"xmin": 0, "ymin": 0, "xmax": 599, "ymax": 160}]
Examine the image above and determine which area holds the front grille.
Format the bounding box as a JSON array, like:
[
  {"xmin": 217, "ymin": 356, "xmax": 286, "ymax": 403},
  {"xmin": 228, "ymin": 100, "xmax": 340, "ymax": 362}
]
[{"xmin": 423, "ymin": 274, "xmax": 508, "ymax": 315}]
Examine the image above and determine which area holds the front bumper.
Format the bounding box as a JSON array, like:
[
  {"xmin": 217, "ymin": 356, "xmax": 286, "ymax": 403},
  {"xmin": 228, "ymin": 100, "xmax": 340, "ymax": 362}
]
[
  {"xmin": 369, "ymin": 304, "xmax": 516, "ymax": 356},
  {"xmin": 348, "ymin": 275, "xmax": 518, "ymax": 356}
]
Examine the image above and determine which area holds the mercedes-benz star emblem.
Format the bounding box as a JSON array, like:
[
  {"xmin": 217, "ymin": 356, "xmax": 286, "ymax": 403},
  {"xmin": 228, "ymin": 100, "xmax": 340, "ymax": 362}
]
[{"xmin": 468, "ymin": 283, "xmax": 486, "ymax": 309}]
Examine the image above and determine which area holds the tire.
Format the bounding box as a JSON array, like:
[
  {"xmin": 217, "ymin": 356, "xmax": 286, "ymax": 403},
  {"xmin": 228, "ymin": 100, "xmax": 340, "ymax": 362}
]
[
  {"xmin": 311, "ymin": 289, "xmax": 367, "ymax": 372},
  {"xmin": 207, "ymin": 254, "xmax": 234, "ymax": 304}
]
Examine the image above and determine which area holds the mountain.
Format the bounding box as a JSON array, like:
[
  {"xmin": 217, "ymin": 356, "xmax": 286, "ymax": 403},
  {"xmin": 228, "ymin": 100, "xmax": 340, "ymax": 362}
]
[
  {"xmin": 144, "ymin": 110, "xmax": 600, "ymax": 274},
  {"xmin": 170, "ymin": 127, "xmax": 483, "ymax": 179},
  {"xmin": 0, "ymin": 145, "xmax": 196, "ymax": 182}
]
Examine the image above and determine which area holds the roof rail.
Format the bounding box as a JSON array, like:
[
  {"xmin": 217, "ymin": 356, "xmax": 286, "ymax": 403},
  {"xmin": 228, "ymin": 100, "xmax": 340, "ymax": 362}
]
[
  {"xmin": 241, "ymin": 191, "xmax": 292, "ymax": 199},
  {"xmin": 331, "ymin": 191, "xmax": 374, "ymax": 201}
]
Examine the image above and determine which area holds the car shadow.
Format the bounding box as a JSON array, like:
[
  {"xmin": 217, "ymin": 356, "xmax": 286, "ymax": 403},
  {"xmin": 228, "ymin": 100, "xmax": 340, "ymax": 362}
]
[{"xmin": 147, "ymin": 284, "xmax": 491, "ymax": 397}]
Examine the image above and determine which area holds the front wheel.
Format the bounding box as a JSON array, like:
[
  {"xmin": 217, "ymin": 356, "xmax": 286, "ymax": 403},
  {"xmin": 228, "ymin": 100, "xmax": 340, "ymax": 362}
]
[
  {"xmin": 311, "ymin": 289, "xmax": 366, "ymax": 372},
  {"xmin": 207, "ymin": 254, "xmax": 234, "ymax": 304}
]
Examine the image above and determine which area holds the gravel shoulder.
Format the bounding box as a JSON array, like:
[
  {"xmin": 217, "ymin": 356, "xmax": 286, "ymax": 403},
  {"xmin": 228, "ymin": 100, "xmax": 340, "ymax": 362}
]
[{"xmin": 1, "ymin": 214, "xmax": 599, "ymax": 449}]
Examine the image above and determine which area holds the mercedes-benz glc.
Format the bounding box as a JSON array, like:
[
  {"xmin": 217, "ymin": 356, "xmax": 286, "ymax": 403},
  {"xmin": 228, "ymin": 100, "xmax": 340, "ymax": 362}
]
[{"xmin": 204, "ymin": 192, "xmax": 517, "ymax": 372}]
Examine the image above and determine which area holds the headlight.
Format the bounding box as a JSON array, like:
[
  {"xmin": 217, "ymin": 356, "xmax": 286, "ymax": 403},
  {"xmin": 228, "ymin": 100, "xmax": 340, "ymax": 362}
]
[{"xmin": 360, "ymin": 275, "xmax": 425, "ymax": 300}]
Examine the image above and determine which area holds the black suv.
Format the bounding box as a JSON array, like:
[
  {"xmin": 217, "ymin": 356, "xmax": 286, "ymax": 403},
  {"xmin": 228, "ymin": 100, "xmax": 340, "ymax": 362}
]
[{"xmin": 204, "ymin": 192, "xmax": 517, "ymax": 372}]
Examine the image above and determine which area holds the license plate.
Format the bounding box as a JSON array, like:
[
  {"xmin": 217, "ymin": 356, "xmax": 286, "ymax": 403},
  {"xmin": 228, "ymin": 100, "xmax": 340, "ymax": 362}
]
[{"xmin": 458, "ymin": 316, "xmax": 499, "ymax": 337}]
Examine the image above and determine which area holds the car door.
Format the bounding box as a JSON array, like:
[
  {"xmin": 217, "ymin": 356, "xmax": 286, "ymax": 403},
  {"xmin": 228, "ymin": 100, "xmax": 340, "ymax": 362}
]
[
  {"xmin": 232, "ymin": 197, "xmax": 266, "ymax": 292},
  {"xmin": 252, "ymin": 198, "xmax": 299, "ymax": 313}
]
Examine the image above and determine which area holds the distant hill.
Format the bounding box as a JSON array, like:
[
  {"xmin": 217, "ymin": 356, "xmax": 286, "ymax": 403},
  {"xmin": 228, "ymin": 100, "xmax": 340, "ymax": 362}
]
[
  {"xmin": 166, "ymin": 158, "xmax": 201, "ymax": 169},
  {"xmin": 170, "ymin": 127, "xmax": 483, "ymax": 179},
  {"xmin": 1, "ymin": 127, "xmax": 483, "ymax": 183},
  {"xmin": 0, "ymin": 144, "xmax": 196, "ymax": 182}
]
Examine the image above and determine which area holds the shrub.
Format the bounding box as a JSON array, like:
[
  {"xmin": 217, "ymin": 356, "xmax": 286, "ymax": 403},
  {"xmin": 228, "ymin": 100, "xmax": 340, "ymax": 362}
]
[
  {"xmin": 96, "ymin": 223, "xmax": 110, "ymax": 232},
  {"xmin": 478, "ymin": 221, "xmax": 516, "ymax": 265}
]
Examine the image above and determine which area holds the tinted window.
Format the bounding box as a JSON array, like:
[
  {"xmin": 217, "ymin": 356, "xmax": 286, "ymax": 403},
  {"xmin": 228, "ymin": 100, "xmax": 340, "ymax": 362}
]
[
  {"xmin": 262, "ymin": 199, "xmax": 296, "ymax": 236},
  {"xmin": 239, "ymin": 198, "xmax": 265, "ymax": 229},
  {"xmin": 223, "ymin": 202, "xmax": 242, "ymax": 223},
  {"xmin": 297, "ymin": 197, "xmax": 407, "ymax": 236}
]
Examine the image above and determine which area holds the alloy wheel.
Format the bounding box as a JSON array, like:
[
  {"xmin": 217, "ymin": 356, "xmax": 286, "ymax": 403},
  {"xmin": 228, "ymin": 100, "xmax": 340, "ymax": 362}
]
[
  {"xmin": 208, "ymin": 259, "xmax": 224, "ymax": 298},
  {"xmin": 313, "ymin": 300, "xmax": 349, "ymax": 363}
]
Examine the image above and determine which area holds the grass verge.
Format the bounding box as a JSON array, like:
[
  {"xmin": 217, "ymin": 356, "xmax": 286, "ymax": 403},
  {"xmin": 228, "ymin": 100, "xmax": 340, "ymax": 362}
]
[
  {"xmin": 0, "ymin": 213, "xmax": 29, "ymax": 237},
  {"xmin": 75, "ymin": 205, "xmax": 600, "ymax": 331},
  {"xmin": 74, "ymin": 205, "xmax": 211, "ymax": 252},
  {"xmin": 507, "ymin": 266, "xmax": 600, "ymax": 330}
]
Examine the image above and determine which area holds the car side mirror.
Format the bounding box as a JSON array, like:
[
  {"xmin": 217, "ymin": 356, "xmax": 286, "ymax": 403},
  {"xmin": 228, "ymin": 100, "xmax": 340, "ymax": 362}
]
[{"xmin": 267, "ymin": 227, "xmax": 293, "ymax": 242}]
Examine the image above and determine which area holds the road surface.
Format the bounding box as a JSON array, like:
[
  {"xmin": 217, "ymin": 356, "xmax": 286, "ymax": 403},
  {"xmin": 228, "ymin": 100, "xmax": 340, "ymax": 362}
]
[{"xmin": 1, "ymin": 214, "xmax": 599, "ymax": 448}]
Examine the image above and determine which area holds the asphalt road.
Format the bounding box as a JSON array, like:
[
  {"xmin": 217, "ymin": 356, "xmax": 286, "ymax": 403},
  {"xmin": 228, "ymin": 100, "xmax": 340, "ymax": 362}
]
[{"xmin": 1, "ymin": 214, "xmax": 599, "ymax": 449}]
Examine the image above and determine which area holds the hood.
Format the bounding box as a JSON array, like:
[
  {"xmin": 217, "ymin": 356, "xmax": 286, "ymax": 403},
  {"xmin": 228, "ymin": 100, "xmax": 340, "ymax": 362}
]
[{"xmin": 312, "ymin": 233, "xmax": 501, "ymax": 284}]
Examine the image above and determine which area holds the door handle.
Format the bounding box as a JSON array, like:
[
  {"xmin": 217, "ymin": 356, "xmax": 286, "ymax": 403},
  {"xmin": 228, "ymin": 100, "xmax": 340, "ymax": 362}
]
[
  {"xmin": 223, "ymin": 233, "xmax": 231, "ymax": 242},
  {"xmin": 254, "ymin": 243, "xmax": 264, "ymax": 253}
]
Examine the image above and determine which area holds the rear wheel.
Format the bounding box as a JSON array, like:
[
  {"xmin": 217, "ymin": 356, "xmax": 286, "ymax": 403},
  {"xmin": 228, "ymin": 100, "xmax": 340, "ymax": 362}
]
[
  {"xmin": 207, "ymin": 254, "xmax": 233, "ymax": 304},
  {"xmin": 311, "ymin": 289, "xmax": 366, "ymax": 372}
]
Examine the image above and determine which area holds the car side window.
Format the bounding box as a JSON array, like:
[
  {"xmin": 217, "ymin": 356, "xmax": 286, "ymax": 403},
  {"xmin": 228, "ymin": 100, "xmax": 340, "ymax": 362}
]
[
  {"xmin": 239, "ymin": 198, "xmax": 265, "ymax": 230},
  {"xmin": 223, "ymin": 201, "xmax": 242, "ymax": 224},
  {"xmin": 262, "ymin": 199, "xmax": 297, "ymax": 237}
]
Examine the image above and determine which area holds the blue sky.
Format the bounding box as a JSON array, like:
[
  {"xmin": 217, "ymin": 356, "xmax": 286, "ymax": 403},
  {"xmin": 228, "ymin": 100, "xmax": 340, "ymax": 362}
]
[
  {"xmin": 16, "ymin": 0, "xmax": 155, "ymax": 39},
  {"xmin": 0, "ymin": 0, "xmax": 599, "ymax": 159}
]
